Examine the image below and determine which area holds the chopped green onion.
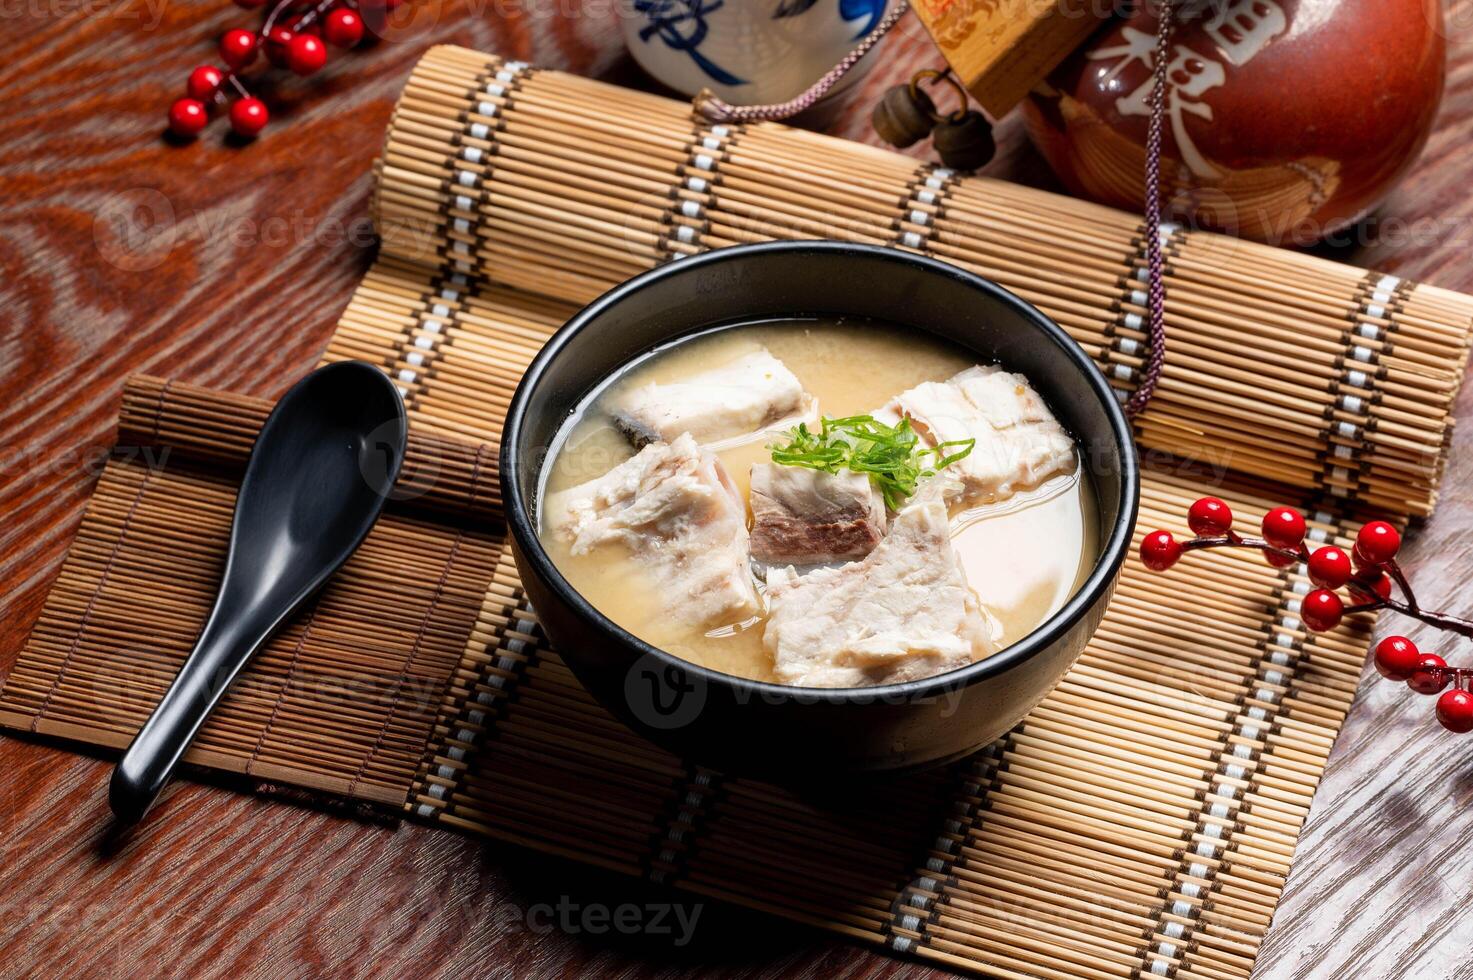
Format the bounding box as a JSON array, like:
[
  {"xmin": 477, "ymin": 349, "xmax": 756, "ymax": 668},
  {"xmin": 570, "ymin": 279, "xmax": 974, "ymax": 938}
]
[{"xmin": 768, "ymin": 414, "xmax": 974, "ymax": 510}]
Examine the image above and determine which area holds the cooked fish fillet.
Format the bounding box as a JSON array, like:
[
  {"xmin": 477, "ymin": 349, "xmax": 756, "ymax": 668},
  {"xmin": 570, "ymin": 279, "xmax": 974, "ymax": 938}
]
[
  {"xmin": 749, "ymin": 463, "xmax": 887, "ymax": 566},
  {"xmin": 885, "ymin": 365, "xmax": 1075, "ymax": 505},
  {"xmin": 545, "ymin": 434, "xmax": 760, "ymax": 630},
  {"xmin": 610, "ymin": 348, "xmax": 813, "ymax": 447},
  {"xmin": 763, "ymin": 499, "xmax": 998, "ymax": 687}
]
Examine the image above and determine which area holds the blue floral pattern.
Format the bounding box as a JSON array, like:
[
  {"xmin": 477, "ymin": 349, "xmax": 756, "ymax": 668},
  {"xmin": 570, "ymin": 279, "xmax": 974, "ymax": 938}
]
[
  {"xmin": 634, "ymin": 0, "xmax": 887, "ymax": 85},
  {"xmin": 775, "ymin": 0, "xmax": 886, "ymax": 38},
  {"xmin": 633, "ymin": 0, "xmax": 747, "ymax": 85}
]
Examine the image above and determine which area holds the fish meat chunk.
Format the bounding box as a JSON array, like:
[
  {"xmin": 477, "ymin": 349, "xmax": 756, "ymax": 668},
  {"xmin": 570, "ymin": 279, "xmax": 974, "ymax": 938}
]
[
  {"xmin": 763, "ymin": 499, "xmax": 998, "ymax": 687},
  {"xmin": 610, "ymin": 348, "xmax": 813, "ymax": 447},
  {"xmin": 545, "ymin": 434, "xmax": 760, "ymax": 630},
  {"xmin": 749, "ymin": 463, "xmax": 887, "ymax": 566},
  {"xmin": 885, "ymin": 366, "xmax": 1075, "ymax": 505}
]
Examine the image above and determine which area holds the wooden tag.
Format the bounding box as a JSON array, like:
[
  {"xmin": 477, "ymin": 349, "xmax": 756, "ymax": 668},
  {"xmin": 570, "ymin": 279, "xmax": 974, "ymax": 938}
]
[{"xmin": 909, "ymin": 0, "xmax": 1114, "ymax": 118}]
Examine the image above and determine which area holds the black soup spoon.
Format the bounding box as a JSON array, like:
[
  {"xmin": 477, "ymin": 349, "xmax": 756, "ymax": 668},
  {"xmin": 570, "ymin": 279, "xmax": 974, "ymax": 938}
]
[{"xmin": 109, "ymin": 361, "xmax": 408, "ymax": 825}]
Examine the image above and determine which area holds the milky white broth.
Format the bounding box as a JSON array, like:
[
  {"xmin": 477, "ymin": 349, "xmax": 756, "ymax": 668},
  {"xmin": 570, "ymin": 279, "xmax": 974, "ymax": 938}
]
[{"xmin": 538, "ymin": 319, "xmax": 1099, "ymax": 684}]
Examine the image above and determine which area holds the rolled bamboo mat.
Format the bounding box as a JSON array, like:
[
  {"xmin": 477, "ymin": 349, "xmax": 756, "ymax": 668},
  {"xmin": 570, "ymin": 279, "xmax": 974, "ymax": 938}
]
[
  {"xmin": 370, "ymin": 44, "xmax": 1473, "ymax": 519},
  {"xmin": 1, "ymin": 368, "xmax": 1376, "ymax": 980}
]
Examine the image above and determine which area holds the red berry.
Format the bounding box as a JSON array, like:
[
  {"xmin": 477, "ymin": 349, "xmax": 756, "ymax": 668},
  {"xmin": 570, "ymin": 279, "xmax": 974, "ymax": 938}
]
[
  {"xmin": 1140, "ymin": 530, "xmax": 1182, "ymax": 572},
  {"xmin": 1306, "ymin": 546, "xmax": 1352, "ymax": 590},
  {"xmin": 1261, "ymin": 507, "xmax": 1306, "ymax": 550},
  {"xmin": 1301, "ymin": 589, "xmax": 1344, "ymax": 632},
  {"xmin": 1374, "ymin": 635, "xmax": 1420, "ymax": 680},
  {"xmin": 167, "ymin": 97, "xmax": 208, "ymax": 137},
  {"xmin": 1264, "ymin": 549, "xmax": 1297, "ymax": 568},
  {"xmin": 323, "ymin": 7, "xmax": 364, "ymax": 47},
  {"xmin": 186, "ymin": 65, "xmax": 225, "ymax": 101},
  {"xmin": 264, "ymin": 26, "xmax": 295, "ymax": 67},
  {"xmin": 287, "ymin": 33, "xmax": 327, "ymax": 75},
  {"xmin": 230, "ymin": 97, "xmax": 269, "ymax": 137},
  {"xmin": 219, "ymin": 28, "xmax": 258, "ymax": 69},
  {"xmin": 1188, "ymin": 497, "xmax": 1232, "ymax": 536},
  {"xmin": 1354, "ymin": 520, "xmax": 1401, "ymax": 566},
  {"xmin": 1409, "ymin": 653, "xmax": 1449, "ymax": 696},
  {"xmin": 1351, "ymin": 571, "xmax": 1392, "ymax": 602},
  {"xmin": 1436, "ymin": 688, "xmax": 1473, "ymax": 733}
]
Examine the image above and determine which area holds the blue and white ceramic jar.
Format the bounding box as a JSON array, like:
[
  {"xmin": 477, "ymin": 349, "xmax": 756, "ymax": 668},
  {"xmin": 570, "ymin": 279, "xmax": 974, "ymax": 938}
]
[{"xmin": 622, "ymin": 0, "xmax": 894, "ymax": 105}]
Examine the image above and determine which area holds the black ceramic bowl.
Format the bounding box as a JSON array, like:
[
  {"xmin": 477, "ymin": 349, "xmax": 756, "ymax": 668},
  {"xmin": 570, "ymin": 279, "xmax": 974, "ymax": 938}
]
[{"xmin": 502, "ymin": 241, "xmax": 1139, "ymax": 778}]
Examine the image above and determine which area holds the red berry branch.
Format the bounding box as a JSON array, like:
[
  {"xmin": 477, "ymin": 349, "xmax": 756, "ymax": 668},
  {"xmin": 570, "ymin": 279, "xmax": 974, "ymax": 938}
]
[
  {"xmin": 1140, "ymin": 497, "xmax": 1473, "ymax": 734},
  {"xmin": 168, "ymin": 0, "xmax": 394, "ymax": 140}
]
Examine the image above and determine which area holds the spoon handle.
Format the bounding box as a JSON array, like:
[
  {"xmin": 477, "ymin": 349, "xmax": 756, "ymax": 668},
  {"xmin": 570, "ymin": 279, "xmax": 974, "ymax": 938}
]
[{"xmin": 109, "ymin": 604, "xmax": 270, "ymax": 824}]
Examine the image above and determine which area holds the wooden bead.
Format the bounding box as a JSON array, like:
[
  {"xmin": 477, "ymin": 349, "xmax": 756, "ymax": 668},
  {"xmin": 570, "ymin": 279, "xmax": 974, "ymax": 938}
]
[
  {"xmin": 871, "ymin": 84, "xmax": 936, "ymax": 149},
  {"xmin": 932, "ymin": 110, "xmax": 995, "ymax": 171}
]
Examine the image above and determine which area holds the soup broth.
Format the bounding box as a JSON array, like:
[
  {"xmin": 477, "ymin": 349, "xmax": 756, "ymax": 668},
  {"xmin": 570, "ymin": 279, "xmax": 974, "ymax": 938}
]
[{"xmin": 539, "ymin": 319, "xmax": 1099, "ymax": 684}]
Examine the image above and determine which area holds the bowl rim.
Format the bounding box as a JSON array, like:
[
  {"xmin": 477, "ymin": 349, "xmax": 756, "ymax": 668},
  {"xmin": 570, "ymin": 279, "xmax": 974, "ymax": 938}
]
[{"xmin": 500, "ymin": 240, "xmax": 1140, "ymax": 703}]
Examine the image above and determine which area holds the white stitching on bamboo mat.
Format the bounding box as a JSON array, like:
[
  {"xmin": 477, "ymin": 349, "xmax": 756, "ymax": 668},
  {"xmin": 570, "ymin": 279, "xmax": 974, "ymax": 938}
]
[
  {"xmin": 1141, "ymin": 518, "xmax": 1322, "ymax": 978},
  {"xmin": 892, "ymin": 165, "xmax": 955, "ymax": 253},
  {"xmin": 886, "ymin": 743, "xmax": 1000, "ymax": 954},
  {"xmin": 1109, "ymin": 222, "xmax": 1181, "ymax": 403},
  {"xmin": 664, "ymin": 123, "xmax": 732, "ymax": 261},
  {"xmin": 1322, "ymin": 273, "xmax": 1403, "ymax": 501}
]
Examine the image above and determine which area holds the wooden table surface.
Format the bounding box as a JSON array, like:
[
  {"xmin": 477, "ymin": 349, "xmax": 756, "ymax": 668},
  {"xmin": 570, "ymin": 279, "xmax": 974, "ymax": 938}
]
[{"xmin": 3, "ymin": 2, "xmax": 1471, "ymax": 977}]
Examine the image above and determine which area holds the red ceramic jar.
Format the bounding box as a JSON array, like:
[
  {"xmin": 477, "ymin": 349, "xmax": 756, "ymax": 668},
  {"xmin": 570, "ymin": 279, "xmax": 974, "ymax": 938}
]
[{"xmin": 1023, "ymin": 0, "xmax": 1446, "ymax": 244}]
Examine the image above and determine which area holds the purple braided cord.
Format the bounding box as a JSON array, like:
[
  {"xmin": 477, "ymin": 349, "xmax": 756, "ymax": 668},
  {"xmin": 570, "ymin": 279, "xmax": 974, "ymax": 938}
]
[
  {"xmin": 695, "ymin": 1, "xmax": 911, "ymax": 124},
  {"xmin": 1125, "ymin": 0, "xmax": 1176, "ymax": 419}
]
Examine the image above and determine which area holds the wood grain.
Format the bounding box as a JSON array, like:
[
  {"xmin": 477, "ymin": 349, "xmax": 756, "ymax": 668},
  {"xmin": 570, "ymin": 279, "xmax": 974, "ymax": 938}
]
[
  {"xmin": 0, "ymin": 1, "xmax": 1470, "ymax": 977},
  {"xmin": 908, "ymin": 0, "xmax": 1113, "ymax": 117}
]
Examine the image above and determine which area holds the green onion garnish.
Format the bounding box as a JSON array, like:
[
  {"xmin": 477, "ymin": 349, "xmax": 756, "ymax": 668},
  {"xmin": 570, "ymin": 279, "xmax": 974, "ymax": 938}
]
[{"xmin": 768, "ymin": 414, "xmax": 974, "ymax": 510}]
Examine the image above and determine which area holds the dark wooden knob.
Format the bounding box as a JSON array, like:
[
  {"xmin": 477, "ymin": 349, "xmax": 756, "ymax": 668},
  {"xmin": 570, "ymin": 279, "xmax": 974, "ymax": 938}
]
[
  {"xmin": 932, "ymin": 111, "xmax": 995, "ymax": 171},
  {"xmin": 872, "ymin": 84, "xmax": 937, "ymax": 149}
]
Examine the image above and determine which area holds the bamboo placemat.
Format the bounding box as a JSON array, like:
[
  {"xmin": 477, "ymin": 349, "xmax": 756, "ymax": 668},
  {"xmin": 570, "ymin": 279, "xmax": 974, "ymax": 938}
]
[
  {"xmin": 1, "ymin": 374, "xmax": 1376, "ymax": 979},
  {"xmin": 4, "ymin": 43, "xmax": 1473, "ymax": 980},
  {"xmin": 0, "ymin": 378, "xmax": 504, "ymax": 806},
  {"xmin": 320, "ymin": 256, "xmax": 1381, "ymax": 978}
]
